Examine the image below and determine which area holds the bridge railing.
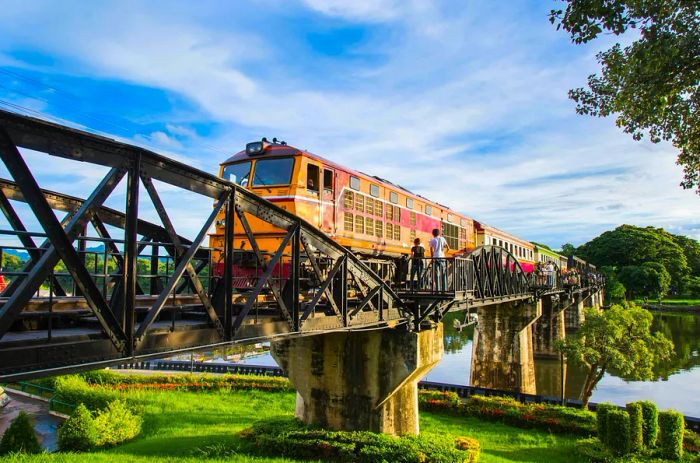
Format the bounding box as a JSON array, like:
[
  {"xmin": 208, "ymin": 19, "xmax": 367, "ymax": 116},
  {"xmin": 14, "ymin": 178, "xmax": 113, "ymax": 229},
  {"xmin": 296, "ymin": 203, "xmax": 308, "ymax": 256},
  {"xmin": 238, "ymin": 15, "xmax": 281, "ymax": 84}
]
[{"xmin": 397, "ymin": 256, "xmax": 475, "ymax": 297}]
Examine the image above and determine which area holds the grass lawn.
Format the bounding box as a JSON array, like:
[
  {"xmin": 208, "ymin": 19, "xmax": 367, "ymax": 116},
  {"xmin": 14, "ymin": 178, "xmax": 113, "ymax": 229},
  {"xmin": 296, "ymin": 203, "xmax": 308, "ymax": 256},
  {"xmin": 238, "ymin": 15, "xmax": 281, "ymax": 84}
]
[
  {"xmin": 5, "ymin": 388, "xmax": 588, "ymax": 463},
  {"xmin": 634, "ymin": 298, "xmax": 700, "ymax": 307}
]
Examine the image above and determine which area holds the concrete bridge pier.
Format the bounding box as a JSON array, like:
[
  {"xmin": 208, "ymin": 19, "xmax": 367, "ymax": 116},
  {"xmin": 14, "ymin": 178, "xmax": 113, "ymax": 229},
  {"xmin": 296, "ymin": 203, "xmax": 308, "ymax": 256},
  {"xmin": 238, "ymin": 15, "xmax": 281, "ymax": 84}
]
[
  {"xmin": 270, "ymin": 323, "xmax": 443, "ymax": 436},
  {"xmin": 564, "ymin": 292, "xmax": 586, "ymax": 332},
  {"xmin": 533, "ymin": 295, "xmax": 567, "ymax": 359},
  {"xmin": 470, "ymin": 299, "xmax": 541, "ymax": 394}
]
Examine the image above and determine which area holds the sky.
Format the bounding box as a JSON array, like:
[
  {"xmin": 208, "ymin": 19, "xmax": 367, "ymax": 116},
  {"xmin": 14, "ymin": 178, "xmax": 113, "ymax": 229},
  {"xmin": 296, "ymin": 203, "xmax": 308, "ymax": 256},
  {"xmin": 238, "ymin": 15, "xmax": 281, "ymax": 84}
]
[{"xmin": 0, "ymin": 0, "xmax": 698, "ymax": 248}]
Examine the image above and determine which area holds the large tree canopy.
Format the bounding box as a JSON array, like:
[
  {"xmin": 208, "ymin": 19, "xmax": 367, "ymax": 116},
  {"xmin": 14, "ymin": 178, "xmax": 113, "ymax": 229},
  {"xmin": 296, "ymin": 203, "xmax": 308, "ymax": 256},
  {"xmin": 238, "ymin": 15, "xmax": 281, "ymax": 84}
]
[
  {"xmin": 550, "ymin": 0, "xmax": 700, "ymax": 192},
  {"xmin": 577, "ymin": 225, "xmax": 689, "ymax": 287}
]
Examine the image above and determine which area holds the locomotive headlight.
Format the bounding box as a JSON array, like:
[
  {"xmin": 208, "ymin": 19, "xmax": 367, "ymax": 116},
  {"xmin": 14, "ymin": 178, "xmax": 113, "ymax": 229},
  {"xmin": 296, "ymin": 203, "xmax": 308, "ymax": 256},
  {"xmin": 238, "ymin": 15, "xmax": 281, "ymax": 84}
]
[
  {"xmin": 246, "ymin": 141, "xmax": 265, "ymax": 155},
  {"xmin": 216, "ymin": 219, "xmax": 225, "ymax": 228}
]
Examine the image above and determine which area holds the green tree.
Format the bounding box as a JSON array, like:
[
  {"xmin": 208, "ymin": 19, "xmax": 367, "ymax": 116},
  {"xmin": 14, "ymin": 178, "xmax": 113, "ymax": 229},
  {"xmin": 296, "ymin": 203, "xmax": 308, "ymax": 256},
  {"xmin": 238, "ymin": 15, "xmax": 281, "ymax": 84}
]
[
  {"xmin": 618, "ymin": 262, "xmax": 671, "ymax": 300},
  {"xmin": 671, "ymin": 234, "xmax": 700, "ymax": 277},
  {"xmin": 557, "ymin": 303, "xmax": 673, "ymax": 407},
  {"xmin": 550, "ymin": 1, "xmax": 700, "ymax": 192},
  {"xmin": 559, "ymin": 243, "xmax": 577, "ymax": 258},
  {"xmin": 577, "ymin": 225, "xmax": 688, "ymax": 288},
  {"xmin": 0, "ymin": 411, "xmax": 42, "ymax": 454},
  {"xmin": 600, "ymin": 266, "xmax": 626, "ymax": 302}
]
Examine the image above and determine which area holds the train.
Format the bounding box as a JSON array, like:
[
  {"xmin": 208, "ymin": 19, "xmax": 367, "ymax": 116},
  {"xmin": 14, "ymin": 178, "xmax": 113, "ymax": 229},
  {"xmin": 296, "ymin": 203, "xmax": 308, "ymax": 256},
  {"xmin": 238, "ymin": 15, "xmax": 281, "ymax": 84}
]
[{"xmin": 208, "ymin": 138, "xmax": 594, "ymax": 287}]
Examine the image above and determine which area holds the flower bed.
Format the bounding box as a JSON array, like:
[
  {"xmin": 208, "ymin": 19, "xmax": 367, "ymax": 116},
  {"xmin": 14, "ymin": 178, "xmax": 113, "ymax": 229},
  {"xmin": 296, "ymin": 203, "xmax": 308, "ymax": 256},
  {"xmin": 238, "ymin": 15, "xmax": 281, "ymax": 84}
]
[{"xmin": 418, "ymin": 391, "xmax": 597, "ymax": 436}]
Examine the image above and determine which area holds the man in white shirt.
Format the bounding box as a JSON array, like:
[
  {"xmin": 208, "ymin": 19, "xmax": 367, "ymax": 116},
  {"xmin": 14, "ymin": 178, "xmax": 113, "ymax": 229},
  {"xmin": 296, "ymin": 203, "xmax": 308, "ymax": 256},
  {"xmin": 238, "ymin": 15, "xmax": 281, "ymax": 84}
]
[{"xmin": 429, "ymin": 228, "xmax": 450, "ymax": 291}]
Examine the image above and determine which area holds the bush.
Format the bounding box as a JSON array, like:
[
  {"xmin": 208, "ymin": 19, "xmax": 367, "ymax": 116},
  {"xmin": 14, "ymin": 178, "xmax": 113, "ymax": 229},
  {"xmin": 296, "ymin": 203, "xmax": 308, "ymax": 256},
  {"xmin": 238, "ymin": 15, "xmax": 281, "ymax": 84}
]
[
  {"xmin": 454, "ymin": 437, "xmax": 480, "ymax": 463},
  {"xmin": 455, "ymin": 395, "xmax": 596, "ymax": 436},
  {"xmin": 418, "ymin": 390, "xmax": 461, "ymax": 413},
  {"xmin": 683, "ymin": 429, "xmax": 700, "ymax": 454},
  {"xmin": 606, "ymin": 409, "xmax": 630, "ymax": 456},
  {"xmin": 0, "ymin": 412, "xmax": 42, "ymax": 454},
  {"xmin": 80, "ymin": 370, "xmax": 293, "ymax": 393},
  {"xmin": 639, "ymin": 400, "xmax": 659, "ymax": 448},
  {"xmin": 93, "ymin": 400, "xmax": 142, "ymax": 447},
  {"xmin": 57, "ymin": 404, "xmax": 98, "ymax": 452},
  {"xmin": 238, "ymin": 418, "xmax": 477, "ymax": 463},
  {"xmin": 626, "ymin": 402, "xmax": 643, "ymax": 453},
  {"xmin": 658, "ymin": 410, "xmax": 684, "ymax": 460},
  {"xmin": 595, "ymin": 403, "xmax": 617, "ymax": 445},
  {"xmin": 54, "ymin": 376, "xmax": 119, "ymax": 411}
]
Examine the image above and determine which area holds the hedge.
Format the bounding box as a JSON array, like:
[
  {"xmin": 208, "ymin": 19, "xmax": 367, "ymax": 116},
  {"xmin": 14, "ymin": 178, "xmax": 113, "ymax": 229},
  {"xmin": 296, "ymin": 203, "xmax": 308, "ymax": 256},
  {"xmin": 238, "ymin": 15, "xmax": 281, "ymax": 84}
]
[
  {"xmin": 658, "ymin": 410, "xmax": 684, "ymax": 460},
  {"xmin": 93, "ymin": 400, "xmax": 142, "ymax": 447},
  {"xmin": 0, "ymin": 411, "xmax": 42, "ymax": 455},
  {"xmin": 595, "ymin": 403, "xmax": 617, "ymax": 445},
  {"xmin": 418, "ymin": 391, "xmax": 596, "ymax": 436},
  {"xmin": 80, "ymin": 370, "xmax": 293, "ymax": 392},
  {"xmin": 639, "ymin": 400, "xmax": 659, "ymax": 448},
  {"xmin": 605, "ymin": 409, "xmax": 630, "ymax": 456},
  {"xmin": 236, "ymin": 418, "xmax": 478, "ymax": 463},
  {"xmin": 626, "ymin": 402, "xmax": 643, "ymax": 453}
]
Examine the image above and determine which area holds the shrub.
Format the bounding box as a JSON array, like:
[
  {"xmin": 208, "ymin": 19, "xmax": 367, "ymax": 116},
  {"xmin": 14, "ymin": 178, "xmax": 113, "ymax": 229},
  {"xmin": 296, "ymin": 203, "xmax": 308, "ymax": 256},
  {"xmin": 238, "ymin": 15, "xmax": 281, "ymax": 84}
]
[
  {"xmin": 418, "ymin": 390, "xmax": 461, "ymax": 412},
  {"xmin": 626, "ymin": 402, "xmax": 643, "ymax": 453},
  {"xmin": 605, "ymin": 409, "xmax": 630, "ymax": 456},
  {"xmin": 683, "ymin": 429, "xmax": 700, "ymax": 454},
  {"xmin": 57, "ymin": 404, "xmax": 98, "ymax": 452},
  {"xmin": 639, "ymin": 400, "xmax": 659, "ymax": 448},
  {"xmin": 0, "ymin": 412, "xmax": 42, "ymax": 454},
  {"xmin": 454, "ymin": 436, "xmax": 480, "ymax": 463},
  {"xmin": 54, "ymin": 375, "xmax": 119, "ymax": 411},
  {"xmin": 658, "ymin": 410, "xmax": 684, "ymax": 460},
  {"xmin": 93, "ymin": 400, "xmax": 142, "ymax": 447},
  {"xmin": 238, "ymin": 418, "xmax": 477, "ymax": 463},
  {"xmin": 595, "ymin": 403, "xmax": 617, "ymax": 445}
]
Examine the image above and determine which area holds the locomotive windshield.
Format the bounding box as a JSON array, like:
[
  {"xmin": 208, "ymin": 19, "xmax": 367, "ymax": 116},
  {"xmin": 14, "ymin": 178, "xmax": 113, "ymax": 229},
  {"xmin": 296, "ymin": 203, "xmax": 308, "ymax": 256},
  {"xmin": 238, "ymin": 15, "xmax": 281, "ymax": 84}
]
[
  {"xmin": 222, "ymin": 161, "xmax": 251, "ymax": 186},
  {"xmin": 252, "ymin": 158, "xmax": 295, "ymax": 186}
]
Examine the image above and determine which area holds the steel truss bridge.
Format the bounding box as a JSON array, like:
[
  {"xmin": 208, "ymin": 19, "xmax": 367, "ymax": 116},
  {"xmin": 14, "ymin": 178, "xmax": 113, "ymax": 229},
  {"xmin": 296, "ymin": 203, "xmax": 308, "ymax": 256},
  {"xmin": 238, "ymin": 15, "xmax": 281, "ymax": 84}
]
[{"xmin": 0, "ymin": 110, "xmax": 600, "ymax": 381}]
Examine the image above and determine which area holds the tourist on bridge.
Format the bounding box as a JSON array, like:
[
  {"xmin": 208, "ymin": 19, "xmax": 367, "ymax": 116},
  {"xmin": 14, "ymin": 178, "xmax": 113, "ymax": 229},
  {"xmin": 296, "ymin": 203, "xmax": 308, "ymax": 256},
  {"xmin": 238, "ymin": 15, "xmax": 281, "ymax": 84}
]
[
  {"xmin": 410, "ymin": 238, "xmax": 425, "ymax": 290},
  {"xmin": 429, "ymin": 228, "xmax": 449, "ymax": 291},
  {"xmin": 545, "ymin": 261, "xmax": 555, "ymax": 287}
]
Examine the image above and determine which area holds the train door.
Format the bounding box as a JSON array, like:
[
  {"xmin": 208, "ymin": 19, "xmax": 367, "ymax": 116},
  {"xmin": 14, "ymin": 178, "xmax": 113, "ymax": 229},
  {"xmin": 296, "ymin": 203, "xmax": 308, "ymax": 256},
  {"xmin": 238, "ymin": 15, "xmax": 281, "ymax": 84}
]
[{"xmin": 320, "ymin": 168, "xmax": 335, "ymax": 233}]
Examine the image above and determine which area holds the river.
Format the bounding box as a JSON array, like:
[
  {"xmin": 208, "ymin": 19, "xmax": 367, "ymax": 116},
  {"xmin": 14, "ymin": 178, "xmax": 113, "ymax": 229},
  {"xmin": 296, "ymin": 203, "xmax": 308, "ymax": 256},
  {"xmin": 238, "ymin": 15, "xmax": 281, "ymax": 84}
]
[{"xmin": 229, "ymin": 310, "xmax": 700, "ymax": 417}]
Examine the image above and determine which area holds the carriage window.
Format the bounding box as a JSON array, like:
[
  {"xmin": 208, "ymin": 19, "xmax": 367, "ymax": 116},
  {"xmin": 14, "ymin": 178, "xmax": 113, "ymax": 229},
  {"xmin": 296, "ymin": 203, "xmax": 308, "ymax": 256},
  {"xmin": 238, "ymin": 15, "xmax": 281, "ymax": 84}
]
[
  {"xmin": 251, "ymin": 158, "xmax": 294, "ymax": 186},
  {"xmin": 323, "ymin": 169, "xmax": 333, "ymax": 193},
  {"xmin": 447, "ymin": 213, "xmax": 454, "ymax": 223},
  {"xmin": 425, "ymin": 205, "xmax": 432, "ymax": 216},
  {"xmin": 390, "ymin": 192, "xmax": 398, "ymax": 204},
  {"xmin": 370, "ymin": 184, "xmax": 380, "ymax": 197},
  {"xmin": 306, "ymin": 164, "xmax": 320, "ymax": 192},
  {"xmin": 222, "ymin": 161, "xmax": 251, "ymax": 186},
  {"xmin": 406, "ymin": 198, "xmax": 413, "ymax": 209},
  {"xmin": 350, "ymin": 176, "xmax": 361, "ymax": 190}
]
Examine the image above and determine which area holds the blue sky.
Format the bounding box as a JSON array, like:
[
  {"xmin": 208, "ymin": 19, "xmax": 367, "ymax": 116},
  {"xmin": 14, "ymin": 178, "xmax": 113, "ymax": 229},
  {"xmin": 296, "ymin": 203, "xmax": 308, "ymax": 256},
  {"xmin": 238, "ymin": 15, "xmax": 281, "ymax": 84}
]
[{"xmin": 0, "ymin": 0, "xmax": 698, "ymax": 247}]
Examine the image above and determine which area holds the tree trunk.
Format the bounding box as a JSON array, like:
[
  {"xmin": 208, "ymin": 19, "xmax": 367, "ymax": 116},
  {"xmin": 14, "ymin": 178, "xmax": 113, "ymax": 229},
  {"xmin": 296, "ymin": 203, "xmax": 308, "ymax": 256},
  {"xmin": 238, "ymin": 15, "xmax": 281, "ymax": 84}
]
[{"xmin": 580, "ymin": 363, "xmax": 607, "ymax": 408}]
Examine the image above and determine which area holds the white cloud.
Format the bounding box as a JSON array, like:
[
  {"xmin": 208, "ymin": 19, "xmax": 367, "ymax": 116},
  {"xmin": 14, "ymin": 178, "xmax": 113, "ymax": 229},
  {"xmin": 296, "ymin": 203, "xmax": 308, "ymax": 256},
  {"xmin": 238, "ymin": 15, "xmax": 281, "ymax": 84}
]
[{"xmin": 300, "ymin": 0, "xmax": 402, "ymax": 22}]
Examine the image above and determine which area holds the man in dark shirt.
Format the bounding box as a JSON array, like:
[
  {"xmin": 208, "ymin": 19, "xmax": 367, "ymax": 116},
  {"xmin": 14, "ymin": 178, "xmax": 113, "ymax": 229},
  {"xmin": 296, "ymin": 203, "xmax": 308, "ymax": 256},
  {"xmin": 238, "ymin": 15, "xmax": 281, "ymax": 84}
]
[{"xmin": 410, "ymin": 238, "xmax": 425, "ymax": 290}]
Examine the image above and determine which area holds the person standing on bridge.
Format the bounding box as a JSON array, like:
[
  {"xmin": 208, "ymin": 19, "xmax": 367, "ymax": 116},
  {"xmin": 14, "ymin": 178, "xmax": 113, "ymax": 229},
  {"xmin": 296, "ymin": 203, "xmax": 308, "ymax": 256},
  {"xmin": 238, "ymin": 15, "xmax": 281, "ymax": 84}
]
[
  {"xmin": 429, "ymin": 228, "xmax": 449, "ymax": 291},
  {"xmin": 545, "ymin": 261, "xmax": 555, "ymax": 287},
  {"xmin": 410, "ymin": 238, "xmax": 425, "ymax": 290}
]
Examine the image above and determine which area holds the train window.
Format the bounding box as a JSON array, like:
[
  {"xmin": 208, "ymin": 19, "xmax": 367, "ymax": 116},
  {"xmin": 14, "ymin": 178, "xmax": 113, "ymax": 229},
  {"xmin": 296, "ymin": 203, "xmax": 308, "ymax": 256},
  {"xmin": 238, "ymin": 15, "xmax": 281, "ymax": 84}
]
[
  {"xmin": 410, "ymin": 228, "xmax": 416, "ymax": 241},
  {"xmin": 306, "ymin": 164, "xmax": 320, "ymax": 192},
  {"xmin": 386, "ymin": 205, "xmax": 393, "ymax": 221},
  {"xmin": 386, "ymin": 223, "xmax": 393, "ymax": 239},
  {"xmin": 355, "ymin": 194, "xmax": 364, "ymax": 212},
  {"xmin": 425, "ymin": 205, "xmax": 432, "ymax": 216},
  {"xmin": 252, "ymin": 158, "xmax": 295, "ymax": 186},
  {"xmin": 366, "ymin": 217, "xmax": 375, "ymax": 236},
  {"xmin": 441, "ymin": 222, "xmax": 459, "ymax": 250},
  {"xmin": 343, "ymin": 213, "xmax": 353, "ymax": 231},
  {"xmin": 343, "ymin": 191, "xmax": 354, "ymax": 209},
  {"xmin": 350, "ymin": 176, "xmax": 360, "ymax": 190},
  {"xmin": 323, "ymin": 169, "xmax": 333, "ymax": 193},
  {"xmin": 410, "ymin": 212, "xmax": 416, "ymax": 226},
  {"xmin": 406, "ymin": 198, "xmax": 413, "ymax": 209},
  {"xmin": 394, "ymin": 206, "xmax": 401, "ymax": 221},
  {"xmin": 375, "ymin": 201, "xmax": 383, "ymax": 217},
  {"xmin": 355, "ymin": 215, "xmax": 364, "ymax": 234},
  {"xmin": 366, "ymin": 198, "xmax": 374, "ymax": 215},
  {"xmin": 394, "ymin": 225, "xmax": 401, "ymax": 241},
  {"xmin": 370, "ymin": 184, "xmax": 380, "ymax": 197},
  {"xmin": 222, "ymin": 161, "xmax": 251, "ymax": 186},
  {"xmin": 375, "ymin": 220, "xmax": 383, "ymax": 238},
  {"xmin": 447, "ymin": 213, "xmax": 454, "ymax": 223},
  {"xmin": 460, "ymin": 219, "xmax": 466, "ymax": 227},
  {"xmin": 390, "ymin": 192, "xmax": 398, "ymax": 204}
]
